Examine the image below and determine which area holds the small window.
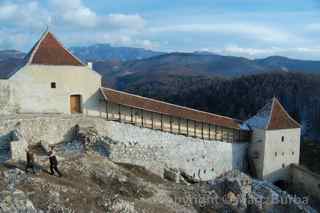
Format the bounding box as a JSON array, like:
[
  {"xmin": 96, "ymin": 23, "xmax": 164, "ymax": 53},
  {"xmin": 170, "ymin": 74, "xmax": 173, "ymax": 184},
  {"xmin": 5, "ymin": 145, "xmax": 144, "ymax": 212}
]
[
  {"xmin": 292, "ymin": 152, "xmax": 294, "ymax": 155},
  {"xmin": 282, "ymin": 152, "xmax": 284, "ymax": 156},
  {"xmin": 51, "ymin": 82, "xmax": 56, "ymax": 89},
  {"xmin": 281, "ymin": 136, "xmax": 284, "ymax": 142},
  {"xmin": 282, "ymin": 164, "xmax": 285, "ymax": 168},
  {"xmin": 275, "ymin": 152, "xmax": 277, "ymax": 157}
]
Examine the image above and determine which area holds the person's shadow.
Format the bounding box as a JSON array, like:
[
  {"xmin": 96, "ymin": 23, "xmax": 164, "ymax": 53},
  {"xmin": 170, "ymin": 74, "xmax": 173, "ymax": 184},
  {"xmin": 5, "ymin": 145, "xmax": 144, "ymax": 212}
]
[{"xmin": 3, "ymin": 161, "xmax": 51, "ymax": 175}]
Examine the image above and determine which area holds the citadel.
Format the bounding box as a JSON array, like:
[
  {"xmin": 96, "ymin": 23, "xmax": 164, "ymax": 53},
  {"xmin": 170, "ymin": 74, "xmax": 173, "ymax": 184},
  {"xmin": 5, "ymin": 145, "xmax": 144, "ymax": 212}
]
[{"xmin": 0, "ymin": 31, "xmax": 319, "ymax": 198}]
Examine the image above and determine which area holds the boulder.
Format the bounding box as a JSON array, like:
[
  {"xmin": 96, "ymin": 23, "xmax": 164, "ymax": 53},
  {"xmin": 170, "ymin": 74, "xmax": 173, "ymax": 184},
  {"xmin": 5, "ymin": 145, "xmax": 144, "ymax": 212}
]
[
  {"xmin": 0, "ymin": 189, "xmax": 37, "ymax": 213},
  {"xmin": 164, "ymin": 167, "xmax": 180, "ymax": 183}
]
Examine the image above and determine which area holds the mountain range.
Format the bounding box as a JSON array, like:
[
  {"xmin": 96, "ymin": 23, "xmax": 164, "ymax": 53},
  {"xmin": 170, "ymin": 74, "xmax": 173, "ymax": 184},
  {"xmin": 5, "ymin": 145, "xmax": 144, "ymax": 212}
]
[
  {"xmin": 1, "ymin": 44, "xmax": 320, "ymax": 85},
  {"xmin": 69, "ymin": 44, "xmax": 164, "ymax": 62}
]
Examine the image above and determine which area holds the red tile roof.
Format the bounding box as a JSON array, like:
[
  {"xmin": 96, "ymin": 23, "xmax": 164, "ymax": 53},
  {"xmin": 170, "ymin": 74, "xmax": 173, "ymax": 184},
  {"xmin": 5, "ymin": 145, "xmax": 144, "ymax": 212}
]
[
  {"xmin": 101, "ymin": 87, "xmax": 242, "ymax": 129},
  {"xmin": 267, "ymin": 98, "xmax": 301, "ymax": 130},
  {"xmin": 26, "ymin": 31, "xmax": 84, "ymax": 66},
  {"xmin": 245, "ymin": 97, "xmax": 300, "ymax": 130}
]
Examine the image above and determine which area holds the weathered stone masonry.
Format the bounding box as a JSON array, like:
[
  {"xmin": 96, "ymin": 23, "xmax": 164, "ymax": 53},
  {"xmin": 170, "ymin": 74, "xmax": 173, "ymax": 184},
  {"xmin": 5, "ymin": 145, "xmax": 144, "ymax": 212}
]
[
  {"xmin": 0, "ymin": 115, "xmax": 248, "ymax": 180},
  {"xmin": 105, "ymin": 121, "xmax": 249, "ymax": 180}
]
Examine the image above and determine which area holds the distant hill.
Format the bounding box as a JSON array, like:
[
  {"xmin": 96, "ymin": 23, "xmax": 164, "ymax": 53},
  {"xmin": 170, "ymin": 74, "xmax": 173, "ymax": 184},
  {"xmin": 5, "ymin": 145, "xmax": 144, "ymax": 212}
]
[
  {"xmin": 70, "ymin": 44, "xmax": 164, "ymax": 62},
  {"xmin": 255, "ymin": 56, "xmax": 320, "ymax": 73},
  {"xmin": 1, "ymin": 47, "xmax": 320, "ymax": 82},
  {"xmin": 0, "ymin": 50, "xmax": 25, "ymax": 61},
  {"xmin": 90, "ymin": 52, "xmax": 320, "ymax": 86}
]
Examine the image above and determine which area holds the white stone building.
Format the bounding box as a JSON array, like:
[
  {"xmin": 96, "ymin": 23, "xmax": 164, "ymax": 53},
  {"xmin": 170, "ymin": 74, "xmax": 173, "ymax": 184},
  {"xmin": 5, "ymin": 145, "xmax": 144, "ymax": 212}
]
[
  {"xmin": 0, "ymin": 31, "xmax": 104, "ymax": 116},
  {"xmin": 245, "ymin": 98, "xmax": 301, "ymax": 182}
]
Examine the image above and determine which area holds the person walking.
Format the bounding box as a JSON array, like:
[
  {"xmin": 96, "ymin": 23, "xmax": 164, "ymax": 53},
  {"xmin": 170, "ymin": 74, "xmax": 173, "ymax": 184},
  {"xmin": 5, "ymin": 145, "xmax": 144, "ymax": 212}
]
[
  {"xmin": 25, "ymin": 146, "xmax": 35, "ymax": 174},
  {"xmin": 48, "ymin": 151, "xmax": 62, "ymax": 177}
]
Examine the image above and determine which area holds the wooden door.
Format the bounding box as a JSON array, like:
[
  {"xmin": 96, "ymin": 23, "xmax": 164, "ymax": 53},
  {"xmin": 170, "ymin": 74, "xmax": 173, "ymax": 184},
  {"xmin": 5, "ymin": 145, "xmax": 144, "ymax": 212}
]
[{"xmin": 70, "ymin": 95, "xmax": 81, "ymax": 113}]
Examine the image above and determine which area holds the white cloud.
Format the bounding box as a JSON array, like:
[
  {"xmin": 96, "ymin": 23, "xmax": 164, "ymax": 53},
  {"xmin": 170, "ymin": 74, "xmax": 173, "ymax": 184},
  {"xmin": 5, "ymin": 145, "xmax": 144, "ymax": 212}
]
[
  {"xmin": 222, "ymin": 45, "xmax": 281, "ymax": 57},
  {"xmin": 210, "ymin": 44, "xmax": 320, "ymax": 59},
  {"xmin": 305, "ymin": 23, "xmax": 320, "ymax": 32},
  {"xmin": 50, "ymin": 0, "xmax": 97, "ymax": 28},
  {"xmin": 106, "ymin": 36, "xmax": 157, "ymax": 49},
  {"xmin": 149, "ymin": 23, "xmax": 299, "ymax": 43},
  {"xmin": 0, "ymin": 1, "xmax": 51, "ymax": 29},
  {"xmin": 103, "ymin": 14, "xmax": 145, "ymax": 30},
  {"xmin": 0, "ymin": 3, "xmax": 17, "ymax": 20},
  {"xmin": 50, "ymin": 0, "xmax": 145, "ymax": 30},
  {"xmin": 0, "ymin": 30, "xmax": 30, "ymax": 50}
]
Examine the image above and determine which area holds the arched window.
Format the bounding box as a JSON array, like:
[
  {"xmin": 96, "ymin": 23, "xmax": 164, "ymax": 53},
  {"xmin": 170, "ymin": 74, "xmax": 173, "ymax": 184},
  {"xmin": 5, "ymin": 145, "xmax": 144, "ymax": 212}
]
[{"xmin": 281, "ymin": 136, "xmax": 285, "ymax": 142}]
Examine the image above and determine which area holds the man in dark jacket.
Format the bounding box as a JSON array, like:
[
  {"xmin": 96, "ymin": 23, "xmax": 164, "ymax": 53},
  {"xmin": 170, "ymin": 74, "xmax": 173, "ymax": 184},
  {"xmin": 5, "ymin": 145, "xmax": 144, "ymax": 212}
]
[
  {"xmin": 25, "ymin": 147, "xmax": 35, "ymax": 174},
  {"xmin": 48, "ymin": 151, "xmax": 62, "ymax": 177}
]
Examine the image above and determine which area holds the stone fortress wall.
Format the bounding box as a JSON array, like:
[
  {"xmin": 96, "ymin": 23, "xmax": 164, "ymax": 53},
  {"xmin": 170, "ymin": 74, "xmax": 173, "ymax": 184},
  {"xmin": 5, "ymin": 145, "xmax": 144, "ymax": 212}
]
[
  {"xmin": 0, "ymin": 115, "xmax": 249, "ymax": 180},
  {"xmin": 0, "ymin": 80, "xmax": 19, "ymax": 114}
]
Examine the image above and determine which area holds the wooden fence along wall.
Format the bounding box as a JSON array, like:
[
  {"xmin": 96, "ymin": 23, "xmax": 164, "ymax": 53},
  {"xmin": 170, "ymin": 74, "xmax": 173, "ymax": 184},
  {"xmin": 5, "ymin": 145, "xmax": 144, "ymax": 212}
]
[{"xmin": 106, "ymin": 102, "xmax": 250, "ymax": 143}]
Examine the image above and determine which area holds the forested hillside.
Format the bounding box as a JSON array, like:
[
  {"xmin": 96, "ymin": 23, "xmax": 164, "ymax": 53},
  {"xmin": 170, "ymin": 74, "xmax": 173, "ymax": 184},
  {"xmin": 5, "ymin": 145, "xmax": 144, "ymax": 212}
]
[{"xmin": 120, "ymin": 72, "xmax": 320, "ymax": 140}]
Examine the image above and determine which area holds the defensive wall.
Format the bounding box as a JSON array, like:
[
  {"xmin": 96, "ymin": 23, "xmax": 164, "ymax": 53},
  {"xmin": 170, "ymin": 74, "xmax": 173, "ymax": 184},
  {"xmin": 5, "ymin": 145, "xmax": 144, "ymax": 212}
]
[{"xmin": 0, "ymin": 115, "xmax": 249, "ymax": 180}]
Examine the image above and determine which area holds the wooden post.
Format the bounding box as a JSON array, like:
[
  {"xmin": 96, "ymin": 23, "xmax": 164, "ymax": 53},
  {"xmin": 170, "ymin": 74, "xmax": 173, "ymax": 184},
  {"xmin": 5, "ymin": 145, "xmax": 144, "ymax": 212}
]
[
  {"xmin": 130, "ymin": 107, "xmax": 133, "ymax": 123},
  {"xmin": 194, "ymin": 121, "xmax": 196, "ymax": 138},
  {"xmin": 209, "ymin": 124, "xmax": 211, "ymax": 140},
  {"xmin": 161, "ymin": 114, "xmax": 163, "ymax": 131},
  {"xmin": 118, "ymin": 104, "xmax": 121, "ymax": 121},
  {"xmin": 214, "ymin": 125, "xmax": 218, "ymax": 140},
  {"xmin": 222, "ymin": 128, "xmax": 225, "ymax": 142},
  {"xmin": 186, "ymin": 119, "xmax": 189, "ymax": 136},
  {"xmin": 106, "ymin": 102, "xmax": 109, "ymax": 120},
  {"xmin": 151, "ymin": 112, "xmax": 154, "ymax": 129},
  {"xmin": 201, "ymin": 122, "xmax": 204, "ymax": 139},
  {"xmin": 141, "ymin": 109, "xmax": 144, "ymax": 127},
  {"xmin": 178, "ymin": 118, "xmax": 181, "ymax": 134},
  {"xmin": 170, "ymin": 116, "xmax": 173, "ymax": 133}
]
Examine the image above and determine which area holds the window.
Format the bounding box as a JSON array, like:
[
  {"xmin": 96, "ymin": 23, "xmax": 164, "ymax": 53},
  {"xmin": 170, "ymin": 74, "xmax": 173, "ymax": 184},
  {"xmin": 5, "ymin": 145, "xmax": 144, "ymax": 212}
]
[
  {"xmin": 282, "ymin": 164, "xmax": 285, "ymax": 168},
  {"xmin": 282, "ymin": 152, "xmax": 284, "ymax": 156},
  {"xmin": 281, "ymin": 136, "xmax": 284, "ymax": 142},
  {"xmin": 51, "ymin": 82, "xmax": 56, "ymax": 89},
  {"xmin": 292, "ymin": 152, "xmax": 294, "ymax": 155},
  {"xmin": 275, "ymin": 152, "xmax": 277, "ymax": 157}
]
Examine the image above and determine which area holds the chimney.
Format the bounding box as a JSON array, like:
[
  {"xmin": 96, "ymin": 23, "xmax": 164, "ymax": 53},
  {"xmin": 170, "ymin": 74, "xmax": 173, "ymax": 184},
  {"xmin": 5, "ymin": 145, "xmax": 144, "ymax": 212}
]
[{"xmin": 87, "ymin": 62, "xmax": 93, "ymax": 69}]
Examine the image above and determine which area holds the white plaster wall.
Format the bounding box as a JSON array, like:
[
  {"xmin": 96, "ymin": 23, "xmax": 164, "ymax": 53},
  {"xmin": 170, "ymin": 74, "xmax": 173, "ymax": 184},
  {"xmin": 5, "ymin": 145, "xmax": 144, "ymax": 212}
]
[
  {"xmin": 263, "ymin": 128, "xmax": 300, "ymax": 182},
  {"xmin": 104, "ymin": 121, "xmax": 249, "ymax": 181},
  {"xmin": 9, "ymin": 65, "xmax": 105, "ymax": 117},
  {"xmin": 0, "ymin": 80, "xmax": 19, "ymax": 114}
]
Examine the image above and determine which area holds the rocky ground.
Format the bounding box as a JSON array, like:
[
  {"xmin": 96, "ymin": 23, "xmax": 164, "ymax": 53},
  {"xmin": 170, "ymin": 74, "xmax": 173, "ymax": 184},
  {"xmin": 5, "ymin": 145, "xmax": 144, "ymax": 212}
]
[{"xmin": 0, "ymin": 137, "xmax": 318, "ymax": 213}]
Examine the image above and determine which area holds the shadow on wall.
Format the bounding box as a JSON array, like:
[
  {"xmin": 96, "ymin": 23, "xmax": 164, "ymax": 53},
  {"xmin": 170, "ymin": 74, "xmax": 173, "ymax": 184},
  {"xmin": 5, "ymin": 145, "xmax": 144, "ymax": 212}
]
[
  {"xmin": 0, "ymin": 132, "xmax": 14, "ymax": 163},
  {"xmin": 231, "ymin": 143, "xmax": 249, "ymax": 173},
  {"xmin": 62, "ymin": 125, "xmax": 78, "ymax": 143},
  {"xmin": 83, "ymin": 90, "xmax": 105, "ymax": 116},
  {"xmin": 263, "ymin": 167, "xmax": 290, "ymax": 183}
]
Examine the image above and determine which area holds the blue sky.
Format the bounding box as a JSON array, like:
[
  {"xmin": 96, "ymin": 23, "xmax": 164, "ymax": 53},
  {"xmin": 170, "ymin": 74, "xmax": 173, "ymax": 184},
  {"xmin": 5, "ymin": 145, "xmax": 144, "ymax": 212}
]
[{"xmin": 1, "ymin": 0, "xmax": 320, "ymax": 59}]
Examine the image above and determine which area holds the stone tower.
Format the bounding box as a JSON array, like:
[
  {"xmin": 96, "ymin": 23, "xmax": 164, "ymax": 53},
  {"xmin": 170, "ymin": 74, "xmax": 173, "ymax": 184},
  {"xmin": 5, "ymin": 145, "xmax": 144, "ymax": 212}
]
[{"xmin": 245, "ymin": 98, "xmax": 301, "ymax": 183}]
